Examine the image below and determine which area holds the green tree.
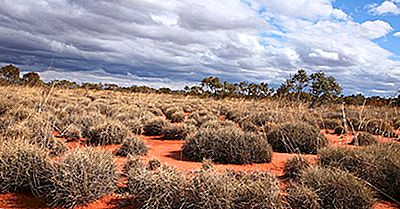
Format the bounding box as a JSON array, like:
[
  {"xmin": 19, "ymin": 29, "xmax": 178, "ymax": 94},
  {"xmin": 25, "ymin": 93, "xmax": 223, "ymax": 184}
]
[
  {"xmin": 22, "ymin": 72, "xmax": 43, "ymax": 86},
  {"xmin": 309, "ymin": 71, "xmax": 342, "ymax": 107},
  {"xmin": 0, "ymin": 64, "xmax": 20, "ymax": 83},
  {"xmin": 201, "ymin": 76, "xmax": 223, "ymax": 96}
]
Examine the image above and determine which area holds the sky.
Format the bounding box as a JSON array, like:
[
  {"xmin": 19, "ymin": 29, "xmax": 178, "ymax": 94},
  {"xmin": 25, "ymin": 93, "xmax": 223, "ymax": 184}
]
[{"xmin": 0, "ymin": 0, "xmax": 399, "ymax": 96}]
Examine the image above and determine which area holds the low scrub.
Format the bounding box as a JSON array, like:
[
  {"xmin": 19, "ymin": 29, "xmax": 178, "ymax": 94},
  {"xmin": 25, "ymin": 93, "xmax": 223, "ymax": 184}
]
[
  {"xmin": 125, "ymin": 161, "xmax": 186, "ymax": 209},
  {"xmin": 143, "ymin": 117, "xmax": 167, "ymax": 136},
  {"xmin": 183, "ymin": 127, "xmax": 272, "ymax": 164},
  {"xmin": 286, "ymin": 183, "xmax": 321, "ymax": 209},
  {"xmin": 283, "ymin": 156, "xmax": 311, "ymax": 179},
  {"xmin": 319, "ymin": 143, "xmax": 400, "ymax": 201},
  {"xmin": 187, "ymin": 171, "xmax": 285, "ymax": 209},
  {"xmin": 37, "ymin": 148, "xmax": 118, "ymax": 208},
  {"xmin": 349, "ymin": 132, "xmax": 378, "ymax": 146},
  {"xmin": 114, "ymin": 137, "xmax": 148, "ymax": 157},
  {"xmin": 290, "ymin": 167, "xmax": 375, "ymax": 209},
  {"xmin": 0, "ymin": 140, "xmax": 51, "ymax": 193},
  {"xmin": 86, "ymin": 119, "xmax": 130, "ymax": 145},
  {"xmin": 267, "ymin": 122, "xmax": 328, "ymax": 154},
  {"xmin": 162, "ymin": 124, "xmax": 192, "ymax": 140}
]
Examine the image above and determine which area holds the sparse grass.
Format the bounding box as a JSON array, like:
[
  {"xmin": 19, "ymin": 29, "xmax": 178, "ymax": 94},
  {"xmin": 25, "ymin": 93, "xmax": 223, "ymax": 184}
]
[{"xmin": 183, "ymin": 127, "xmax": 272, "ymax": 164}]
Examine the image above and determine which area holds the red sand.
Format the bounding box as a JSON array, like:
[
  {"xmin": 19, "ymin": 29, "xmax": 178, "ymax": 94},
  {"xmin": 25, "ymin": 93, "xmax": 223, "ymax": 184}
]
[{"xmin": 0, "ymin": 132, "xmax": 398, "ymax": 209}]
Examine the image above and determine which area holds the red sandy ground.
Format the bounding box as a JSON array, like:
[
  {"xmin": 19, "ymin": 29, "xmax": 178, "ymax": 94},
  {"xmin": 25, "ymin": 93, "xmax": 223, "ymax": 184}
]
[{"xmin": 0, "ymin": 131, "xmax": 398, "ymax": 209}]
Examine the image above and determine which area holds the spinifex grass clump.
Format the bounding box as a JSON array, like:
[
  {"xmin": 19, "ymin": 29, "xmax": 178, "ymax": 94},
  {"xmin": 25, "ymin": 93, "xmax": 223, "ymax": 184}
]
[
  {"xmin": 0, "ymin": 139, "xmax": 51, "ymax": 193},
  {"xmin": 182, "ymin": 126, "xmax": 272, "ymax": 164},
  {"xmin": 125, "ymin": 161, "xmax": 186, "ymax": 209},
  {"xmin": 283, "ymin": 156, "xmax": 311, "ymax": 179},
  {"xmin": 290, "ymin": 167, "xmax": 375, "ymax": 209},
  {"xmin": 186, "ymin": 170, "xmax": 285, "ymax": 209},
  {"xmin": 114, "ymin": 137, "xmax": 148, "ymax": 157},
  {"xmin": 143, "ymin": 117, "xmax": 167, "ymax": 136},
  {"xmin": 349, "ymin": 132, "xmax": 378, "ymax": 146},
  {"xmin": 319, "ymin": 143, "xmax": 400, "ymax": 201},
  {"xmin": 162, "ymin": 124, "xmax": 192, "ymax": 140},
  {"xmin": 37, "ymin": 148, "xmax": 117, "ymax": 208},
  {"xmin": 285, "ymin": 183, "xmax": 321, "ymax": 209},
  {"xmin": 86, "ymin": 119, "xmax": 130, "ymax": 145},
  {"xmin": 267, "ymin": 122, "xmax": 328, "ymax": 154}
]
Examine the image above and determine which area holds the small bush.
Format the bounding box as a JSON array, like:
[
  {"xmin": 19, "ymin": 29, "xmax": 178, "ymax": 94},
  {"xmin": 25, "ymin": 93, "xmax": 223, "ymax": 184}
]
[
  {"xmin": 143, "ymin": 118, "xmax": 167, "ymax": 136},
  {"xmin": 170, "ymin": 112, "xmax": 185, "ymax": 123},
  {"xmin": 319, "ymin": 143, "xmax": 400, "ymax": 200},
  {"xmin": 37, "ymin": 148, "xmax": 117, "ymax": 208},
  {"xmin": 284, "ymin": 156, "xmax": 311, "ymax": 179},
  {"xmin": 286, "ymin": 183, "xmax": 321, "ymax": 209},
  {"xmin": 183, "ymin": 127, "xmax": 272, "ymax": 164},
  {"xmin": 187, "ymin": 171, "xmax": 285, "ymax": 209},
  {"xmin": 267, "ymin": 122, "xmax": 328, "ymax": 154},
  {"xmin": 298, "ymin": 167, "xmax": 375, "ymax": 209},
  {"xmin": 333, "ymin": 126, "xmax": 346, "ymax": 135},
  {"xmin": 86, "ymin": 119, "xmax": 130, "ymax": 145},
  {"xmin": 349, "ymin": 132, "xmax": 378, "ymax": 146},
  {"xmin": 125, "ymin": 162, "xmax": 186, "ymax": 209},
  {"xmin": 61, "ymin": 124, "xmax": 82, "ymax": 140},
  {"xmin": 319, "ymin": 119, "xmax": 341, "ymax": 129},
  {"xmin": 238, "ymin": 119, "xmax": 260, "ymax": 132},
  {"xmin": 114, "ymin": 137, "xmax": 148, "ymax": 157},
  {"xmin": 162, "ymin": 124, "xmax": 191, "ymax": 140},
  {"xmin": 0, "ymin": 140, "xmax": 51, "ymax": 193}
]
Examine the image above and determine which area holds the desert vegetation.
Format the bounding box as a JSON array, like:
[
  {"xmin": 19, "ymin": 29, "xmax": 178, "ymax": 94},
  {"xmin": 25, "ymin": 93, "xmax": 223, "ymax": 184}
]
[{"xmin": 0, "ymin": 64, "xmax": 399, "ymax": 208}]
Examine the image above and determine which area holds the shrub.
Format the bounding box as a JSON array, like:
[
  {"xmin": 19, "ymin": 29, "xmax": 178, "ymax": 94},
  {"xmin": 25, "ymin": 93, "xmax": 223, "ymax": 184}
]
[
  {"xmin": 162, "ymin": 124, "xmax": 192, "ymax": 140},
  {"xmin": 298, "ymin": 167, "xmax": 375, "ymax": 209},
  {"xmin": 170, "ymin": 112, "xmax": 185, "ymax": 123},
  {"xmin": 319, "ymin": 119, "xmax": 341, "ymax": 129},
  {"xmin": 187, "ymin": 171, "xmax": 285, "ymax": 209},
  {"xmin": 284, "ymin": 156, "xmax": 311, "ymax": 179},
  {"xmin": 125, "ymin": 162, "xmax": 186, "ymax": 209},
  {"xmin": 61, "ymin": 124, "xmax": 82, "ymax": 140},
  {"xmin": 349, "ymin": 132, "xmax": 378, "ymax": 146},
  {"xmin": 86, "ymin": 119, "xmax": 130, "ymax": 145},
  {"xmin": 183, "ymin": 127, "xmax": 272, "ymax": 164},
  {"xmin": 143, "ymin": 118, "xmax": 167, "ymax": 136},
  {"xmin": 267, "ymin": 122, "xmax": 328, "ymax": 154},
  {"xmin": 285, "ymin": 183, "xmax": 321, "ymax": 209},
  {"xmin": 37, "ymin": 148, "xmax": 117, "ymax": 208},
  {"xmin": 238, "ymin": 119, "xmax": 260, "ymax": 132},
  {"xmin": 0, "ymin": 140, "xmax": 51, "ymax": 193},
  {"xmin": 114, "ymin": 137, "xmax": 148, "ymax": 157},
  {"xmin": 333, "ymin": 126, "xmax": 346, "ymax": 135},
  {"xmin": 124, "ymin": 119, "xmax": 143, "ymax": 135},
  {"xmin": 319, "ymin": 143, "xmax": 400, "ymax": 200}
]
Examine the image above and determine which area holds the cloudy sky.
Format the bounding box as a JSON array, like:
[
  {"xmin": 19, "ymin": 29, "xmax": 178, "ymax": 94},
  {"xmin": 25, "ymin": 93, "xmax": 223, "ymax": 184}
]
[{"xmin": 0, "ymin": 0, "xmax": 399, "ymax": 96}]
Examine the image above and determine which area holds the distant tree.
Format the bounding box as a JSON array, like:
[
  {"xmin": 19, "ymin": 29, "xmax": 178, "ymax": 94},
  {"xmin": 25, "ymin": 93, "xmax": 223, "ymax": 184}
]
[
  {"xmin": 201, "ymin": 76, "xmax": 223, "ymax": 96},
  {"xmin": 0, "ymin": 64, "xmax": 20, "ymax": 83},
  {"xmin": 158, "ymin": 87, "xmax": 172, "ymax": 94},
  {"xmin": 22, "ymin": 72, "xmax": 43, "ymax": 86},
  {"xmin": 343, "ymin": 93, "xmax": 366, "ymax": 105},
  {"xmin": 48, "ymin": 80, "xmax": 79, "ymax": 89},
  {"xmin": 104, "ymin": 83, "xmax": 119, "ymax": 91},
  {"xmin": 309, "ymin": 71, "xmax": 342, "ymax": 107}
]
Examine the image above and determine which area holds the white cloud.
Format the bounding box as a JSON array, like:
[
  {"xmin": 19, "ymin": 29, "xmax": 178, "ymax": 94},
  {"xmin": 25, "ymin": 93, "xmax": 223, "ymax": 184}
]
[
  {"xmin": 0, "ymin": 0, "xmax": 399, "ymax": 96},
  {"xmin": 369, "ymin": 0, "xmax": 400, "ymax": 15},
  {"xmin": 394, "ymin": 32, "xmax": 400, "ymax": 37},
  {"xmin": 360, "ymin": 20, "xmax": 393, "ymax": 39}
]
